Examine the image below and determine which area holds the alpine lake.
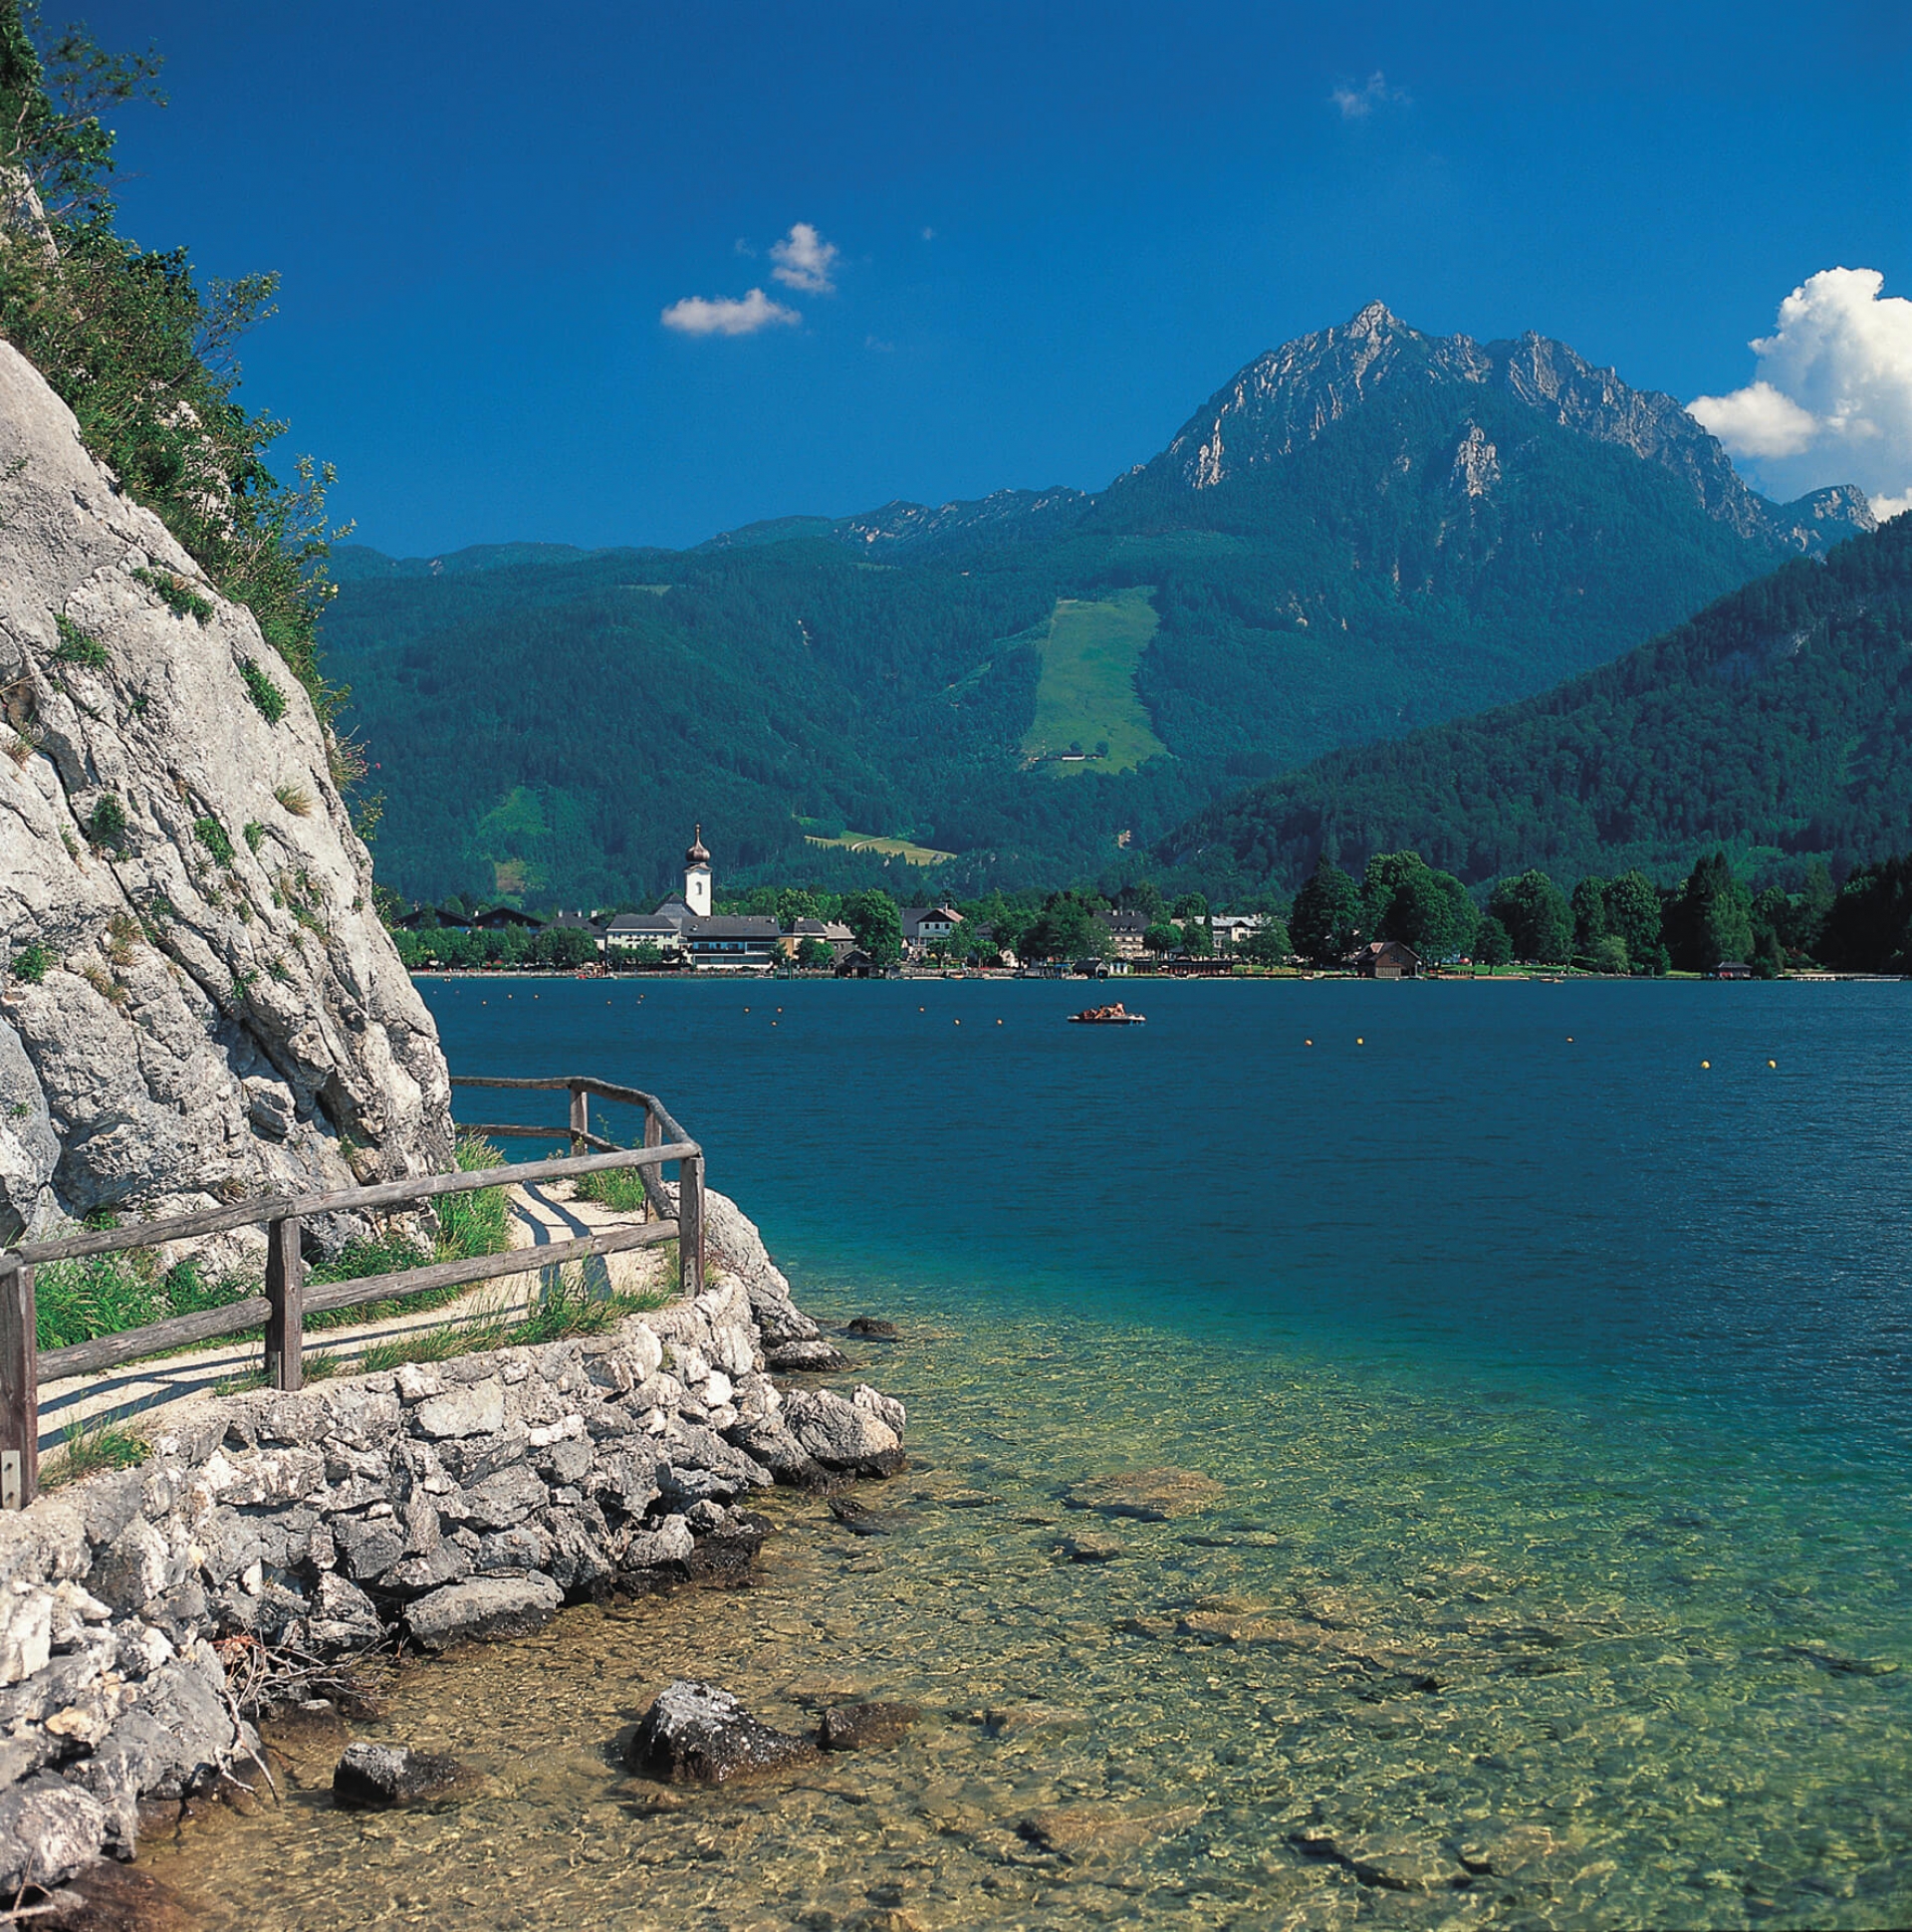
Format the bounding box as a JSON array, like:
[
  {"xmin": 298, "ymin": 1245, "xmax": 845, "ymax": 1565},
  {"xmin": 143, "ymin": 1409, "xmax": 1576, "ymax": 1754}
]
[{"xmin": 146, "ymin": 975, "xmax": 1912, "ymax": 1930}]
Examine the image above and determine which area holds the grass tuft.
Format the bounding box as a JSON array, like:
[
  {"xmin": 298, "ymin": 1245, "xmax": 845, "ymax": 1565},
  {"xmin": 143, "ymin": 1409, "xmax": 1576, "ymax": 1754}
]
[
  {"xmin": 273, "ymin": 781, "xmax": 314, "ymax": 817},
  {"xmin": 571, "ymin": 1165, "xmax": 654, "ymax": 1215},
  {"xmin": 52, "ymin": 614, "xmax": 110, "ymax": 669},
  {"xmin": 47, "ymin": 1413, "xmax": 150, "ymax": 1486}
]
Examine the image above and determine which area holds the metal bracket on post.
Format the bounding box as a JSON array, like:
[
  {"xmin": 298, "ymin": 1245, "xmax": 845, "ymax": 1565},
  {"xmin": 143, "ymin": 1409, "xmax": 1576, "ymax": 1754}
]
[
  {"xmin": 264, "ymin": 1214, "xmax": 304, "ymax": 1391},
  {"xmin": 0, "ymin": 1259, "xmax": 38, "ymax": 1510}
]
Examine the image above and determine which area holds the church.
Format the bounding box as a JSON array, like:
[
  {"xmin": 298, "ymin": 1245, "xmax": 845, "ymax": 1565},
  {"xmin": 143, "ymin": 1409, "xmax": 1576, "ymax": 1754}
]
[{"xmin": 602, "ymin": 826, "xmax": 781, "ymax": 969}]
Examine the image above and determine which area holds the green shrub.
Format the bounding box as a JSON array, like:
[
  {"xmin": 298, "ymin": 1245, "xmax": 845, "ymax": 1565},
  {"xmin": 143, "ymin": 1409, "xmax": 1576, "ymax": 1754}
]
[
  {"xmin": 52, "ymin": 614, "xmax": 108, "ymax": 668},
  {"xmin": 239, "ymin": 660, "xmax": 286, "ymax": 723},
  {"xmin": 192, "ymin": 816, "xmax": 235, "ymax": 866},
  {"xmin": 242, "ymin": 819, "xmax": 265, "ymax": 853},
  {"xmin": 131, "ymin": 568, "xmax": 214, "ymax": 624},
  {"xmin": 10, "ymin": 941, "xmax": 52, "ymax": 984},
  {"xmin": 85, "ymin": 793, "xmax": 128, "ymax": 851}
]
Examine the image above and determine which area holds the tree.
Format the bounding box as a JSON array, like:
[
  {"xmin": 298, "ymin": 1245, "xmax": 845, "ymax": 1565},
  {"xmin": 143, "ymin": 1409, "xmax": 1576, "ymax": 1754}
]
[
  {"xmin": 1487, "ymin": 870, "xmax": 1572, "ymax": 963},
  {"xmin": 1172, "ymin": 891, "xmax": 1209, "ymax": 923},
  {"xmin": 841, "ymin": 889, "xmax": 902, "ymax": 965},
  {"xmin": 1363, "ymin": 851, "xmax": 1476, "ymax": 961},
  {"xmin": 1025, "ymin": 891, "xmax": 1101, "ymax": 961},
  {"xmin": 796, "ymin": 936, "xmax": 834, "ymax": 969},
  {"xmin": 1474, "ymin": 916, "xmax": 1512, "ymax": 967},
  {"xmin": 1602, "ymin": 871, "xmax": 1664, "ymax": 973},
  {"xmin": 1819, "ymin": 853, "xmax": 1912, "ymax": 971},
  {"xmin": 1666, "ymin": 851, "xmax": 1753, "ymax": 971},
  {"xmin": 1590, "ymin": 933, "xmax": 1630, "ymax": 975},
  {"xmin": 1290, "ymin": 855, "xmax": 1362, "ymax": 966},
  {"xmin": 776, "ymin": 887, "xmax": 820, "ymax": 925},
  {"xmin": 1570, "ymin": 876, "xmax": 1610, "ymax": 959},
  {"xmin": 1242, "ymin": 918, "xmax": 1291, "ymax": 966},
  {"xmin": 1180, "ymin": 915, "xmax": 1214, "ymax": 957},
  {"xmin": 1143, "ymin": 919, "xmax": 1180, "ymax": 957}
]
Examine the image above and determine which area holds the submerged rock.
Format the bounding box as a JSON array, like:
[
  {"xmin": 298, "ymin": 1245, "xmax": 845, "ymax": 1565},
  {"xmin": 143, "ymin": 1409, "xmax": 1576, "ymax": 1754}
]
[
  {"xmin": 1062, "ymin": 1467, "xmax": 1225, "ymax": 1521},
  {"xmin": 819, "ymin": 1702, "xmax": 919, "ymax": 1751},
  {"xmin": 332, "ymin": 1741, "xmax": 474, "ymax": 1810},
  {"xmin": 1055, "ymin": 1533, "xmax": 1123, "ymax": 1564},
  {"xmin": 403, "ymin": 1573, "xmax": 562, "ymax": 1651},
  {"xmin": 982, "ymin": 1705, "xmax": 1088, "ymax": 1739},
  {"xmin": 845, "ymin": 1317, "xmax": 900, "ymax": 1339},
  {"xmin": 1018, "ymin": 1802, "xmax": 1204, "ymax": 1860},
  {"xmin": 624, "ymin": 1680, "xmax": 820, "ymax": 1785}
]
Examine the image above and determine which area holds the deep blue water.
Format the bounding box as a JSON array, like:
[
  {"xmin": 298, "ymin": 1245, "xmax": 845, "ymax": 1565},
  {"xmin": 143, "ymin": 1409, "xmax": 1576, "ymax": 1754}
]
[{"xmin": 423, "ymin": 975, "xmax": 1912, "ymax": 1473}]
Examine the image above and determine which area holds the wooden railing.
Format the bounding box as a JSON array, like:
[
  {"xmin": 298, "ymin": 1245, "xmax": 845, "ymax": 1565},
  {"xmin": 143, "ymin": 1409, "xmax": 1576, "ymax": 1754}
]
[{"xmin": 0, "ymin": 1076, "xmax": 703, "ymax": 1512}]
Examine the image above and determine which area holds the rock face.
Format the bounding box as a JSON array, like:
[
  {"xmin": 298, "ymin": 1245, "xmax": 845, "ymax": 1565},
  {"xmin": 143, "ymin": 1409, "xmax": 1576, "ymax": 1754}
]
[
  {"xmin": 623, "ymin": 1680, "xmax": 820, "ymax": 1785},
  {"xmin": 0, "ymin": 339, "xmax": 453, "ymax": 1240},
  {"xmin": 0, "ymin": 1218, "xmax": 904, "ymax": 1892}
]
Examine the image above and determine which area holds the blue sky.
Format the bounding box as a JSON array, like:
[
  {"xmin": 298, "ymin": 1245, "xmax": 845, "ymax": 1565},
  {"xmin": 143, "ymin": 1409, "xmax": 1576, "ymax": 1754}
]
[{"xmin": 76, "ymin": 0, "xmax": 1912, "ymax": 553}]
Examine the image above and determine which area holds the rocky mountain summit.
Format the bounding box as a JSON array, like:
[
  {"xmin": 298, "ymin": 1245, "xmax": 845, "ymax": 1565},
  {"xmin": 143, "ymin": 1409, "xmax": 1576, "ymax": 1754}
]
[
  {"xmin": 1133, "ymin": 301, "xmax": 1873, "ymax": 553},
  {"xmin": 0, "ymin": 340, "xmax": 452, "ymax": 1241}
]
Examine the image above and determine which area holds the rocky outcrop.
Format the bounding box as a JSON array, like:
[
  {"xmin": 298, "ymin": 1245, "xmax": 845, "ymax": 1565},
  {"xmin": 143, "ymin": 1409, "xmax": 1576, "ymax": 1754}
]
[
  {"xmin": 0, "ymin": 339, "xmax": 452, "ymax": 1241},
  {"xmin": 1136, "ymin": 300, "xmax": 1874, "ymax": 554},
  {"xmin": 0, "ymin": 1220, "xmax": 904, "ymax": 1894}
]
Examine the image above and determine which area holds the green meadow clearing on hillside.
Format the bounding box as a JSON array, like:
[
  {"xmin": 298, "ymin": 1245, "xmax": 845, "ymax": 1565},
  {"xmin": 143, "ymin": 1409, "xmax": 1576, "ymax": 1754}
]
[
  {"xmin": 803, "ymin": 830, "xmax": 956, "ymax": 865},
  {"xmin": 1020, "ymin": 588, "xmax": 1169, "ymax": 776}
]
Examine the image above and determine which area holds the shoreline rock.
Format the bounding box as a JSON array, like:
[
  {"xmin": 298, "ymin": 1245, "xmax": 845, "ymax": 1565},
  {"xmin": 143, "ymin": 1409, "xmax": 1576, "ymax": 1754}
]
[
  {"xmin": 623, "ymin": 1680, "xmax": 820, "ymax": 1786},
  {"xmin": 0, "ymin": 1190, "xmax": 905, "ymax": 1903}
]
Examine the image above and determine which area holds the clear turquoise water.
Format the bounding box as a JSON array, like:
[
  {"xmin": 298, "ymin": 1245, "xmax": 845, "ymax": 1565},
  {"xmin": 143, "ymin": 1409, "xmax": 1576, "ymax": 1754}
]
[{"xmin": 157, "ymin": 977, "xmax": 1912, "ymax": 1929}]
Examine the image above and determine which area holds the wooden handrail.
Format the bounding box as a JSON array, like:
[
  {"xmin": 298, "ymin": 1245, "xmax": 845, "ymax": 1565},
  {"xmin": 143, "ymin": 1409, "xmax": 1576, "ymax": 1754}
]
[{"xmin": 0, "ymin": 1075, "xmax": 705, "ymax": 1510}]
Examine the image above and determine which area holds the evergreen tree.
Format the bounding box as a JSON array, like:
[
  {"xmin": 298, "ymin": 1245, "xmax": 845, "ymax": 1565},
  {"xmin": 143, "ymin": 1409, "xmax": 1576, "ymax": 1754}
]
[
  {"xmin": 1474, "ymin": 916, "xmax": 1513, "ymax": 966},
  {"xmin": 1667, "ymin": 851, "xmax": 1753, "ymax": 971},
  {"xmin": 1570, "ymin": 876, "xmax": 1610, "ymax": 958}
]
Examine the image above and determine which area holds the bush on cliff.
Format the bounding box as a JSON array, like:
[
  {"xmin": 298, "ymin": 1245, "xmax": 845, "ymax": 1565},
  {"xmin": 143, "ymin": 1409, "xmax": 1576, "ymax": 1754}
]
[{"xmin": 0, "ymin": 2, "xmax": 346, "ymax": 718}]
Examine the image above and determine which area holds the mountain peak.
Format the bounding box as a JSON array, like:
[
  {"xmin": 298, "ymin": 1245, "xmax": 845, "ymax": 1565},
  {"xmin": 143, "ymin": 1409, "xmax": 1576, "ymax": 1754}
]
[{"xmin": 1344, "ymin": 299, "xmax": 1404, "ymax": 336}]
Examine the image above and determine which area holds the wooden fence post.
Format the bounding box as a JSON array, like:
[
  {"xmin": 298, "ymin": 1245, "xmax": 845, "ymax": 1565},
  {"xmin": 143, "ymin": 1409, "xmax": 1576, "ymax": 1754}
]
[
  {"xmin": 678, "ymin": 1153, "xmax": 705, "ymax": 1299},
  {"xmin": 264, "ymin": 1214, "xmax": 304, "ymax": 1391},
  {"xmin": 0, "ymin": 1259, "xmax": 38, "ymax": 1509},
  {"xmin": 570, "ymin": 1084, "xmax": 590, "ymax": 1157}
]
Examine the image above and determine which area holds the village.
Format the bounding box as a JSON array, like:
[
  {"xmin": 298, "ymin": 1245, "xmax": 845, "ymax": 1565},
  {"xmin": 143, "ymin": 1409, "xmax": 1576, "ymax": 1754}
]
[{"xmin": 383, "ymin": 828, "xmax": 1347, "ymax": 978}]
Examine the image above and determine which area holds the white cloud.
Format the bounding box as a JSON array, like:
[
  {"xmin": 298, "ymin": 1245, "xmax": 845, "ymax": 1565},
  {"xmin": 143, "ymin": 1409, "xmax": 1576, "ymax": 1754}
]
[
  {"xmin": 1330, "ymin": 71, "xmax": 1408, "ymax": 119},
  {"xmin": 770, "ymin": 222, "xmax": 838, "ymax": 294},
  {"xmin": 1689, "ymin": 268, "xmax": 1912, "ymax": 510},
  {"xmin": 658, "ymin": 288, "xmax": 800, "ymax": 338}
]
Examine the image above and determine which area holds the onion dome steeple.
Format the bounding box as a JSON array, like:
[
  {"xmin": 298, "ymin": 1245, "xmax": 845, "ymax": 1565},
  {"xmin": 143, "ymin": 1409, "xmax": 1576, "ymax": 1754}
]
[{"xmin": 685, "ymin": 823, "xmax": 710, "ymax": 864}]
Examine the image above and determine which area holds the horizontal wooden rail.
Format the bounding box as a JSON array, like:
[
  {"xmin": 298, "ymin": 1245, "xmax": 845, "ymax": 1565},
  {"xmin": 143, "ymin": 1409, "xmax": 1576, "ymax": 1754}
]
[
  {"xmin": 4, "ymin": 1141, "xmax": 693, "ymax": 1266},
  {"xmin": 2, "ymin": 1073, "xmax": 705, "ymax": 1510}
]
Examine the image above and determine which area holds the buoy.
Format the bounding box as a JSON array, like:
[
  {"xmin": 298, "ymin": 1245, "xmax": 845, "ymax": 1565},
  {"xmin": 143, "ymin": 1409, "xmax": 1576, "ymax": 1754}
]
[
  {"xmin": 954, "ymin": 1019, "xmax": 961, "ymax": 1026},
  {"xmin": 1356, "ymin": 1037, "xmax": 1364, "ymax": 1045},
  {"xmin": 996, "ymin": 1019, "xmax": 1003, "ymax": 1025},
  {"xmin": 1769, "ymin": 1059, "xmax": 1777, "ymax": 1068},
  {"xmin": 1305, "ymin": 1038, "xmax": 1313, "ymax": 1046},
  {"xmin": 1701, "ymin": 1060, "xmax": 1711, "ymax": 1070},
  {"xmin": 1566, "ymin": 1036, "xmax": 1573, "ymax": 1043}
]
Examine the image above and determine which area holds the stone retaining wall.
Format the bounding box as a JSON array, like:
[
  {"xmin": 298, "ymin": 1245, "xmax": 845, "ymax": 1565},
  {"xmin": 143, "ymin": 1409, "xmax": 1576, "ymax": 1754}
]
[{"xmin": 0, "ymin": 1190, "xmax": 899, "ymax": 1897}]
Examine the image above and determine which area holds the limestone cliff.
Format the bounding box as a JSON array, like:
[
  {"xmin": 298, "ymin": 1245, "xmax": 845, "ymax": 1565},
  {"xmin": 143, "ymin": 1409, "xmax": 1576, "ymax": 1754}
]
[{"xmin": 0, "ymin": 340, "xmax": 453, "ymax": 1241}]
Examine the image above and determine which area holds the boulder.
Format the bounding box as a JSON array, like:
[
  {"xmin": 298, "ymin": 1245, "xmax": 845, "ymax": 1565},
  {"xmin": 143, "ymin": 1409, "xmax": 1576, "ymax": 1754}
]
[
  {"xmin": 403, "ymin": 1573, "xmax": 562, "ymax": 1651},
  {"xmin": 1061, "ymin": 1468, "xmax": 1225, "ymax": 1522},
  {"xmin": 780, "ymin": 1388, "xmax": 905, "ymax": 1476},
  {"xmin": 0, "ymin": 1772, "xmax": 108, "ymax": 1897},
  {"xmin": 765, "ymin": 1338, "xmax": 850, "ymax": 1373},
  {"xmin": 819, "ymin": 1702, "xmax": 919, "ymax": 1752},
  {"xmin": 623, "ymin": 1680, "xmax": 820, "ymax": 1785},
  {"xmin": 332, "ymin": 1741, "xmax": 474, "ymax": 1810},
  {"xmin": 845, "ymin": 1317, "xmax": 899, "ymax": 1339}
]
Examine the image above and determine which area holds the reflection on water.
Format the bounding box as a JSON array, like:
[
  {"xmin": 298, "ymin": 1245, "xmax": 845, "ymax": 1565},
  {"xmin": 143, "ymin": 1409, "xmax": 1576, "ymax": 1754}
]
[{"xmin": 151, "ymin": 1283, "xmax": 1912, "ymax": 1930}]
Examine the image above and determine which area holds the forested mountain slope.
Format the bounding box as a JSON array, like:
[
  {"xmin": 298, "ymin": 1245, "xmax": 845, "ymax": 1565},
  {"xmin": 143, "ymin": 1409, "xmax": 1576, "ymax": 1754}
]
[
  {"xmin": 1162, "ymin": 515, "xmax": 1912, "ymax": 892},
  {"xmin": 325, "ymin": 305, "xmax": 1874, "ymax": 907}
]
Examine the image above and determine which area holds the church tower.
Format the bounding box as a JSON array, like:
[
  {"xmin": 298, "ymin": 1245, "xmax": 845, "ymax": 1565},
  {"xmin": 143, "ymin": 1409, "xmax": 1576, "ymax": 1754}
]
[{"xmin": 683, "ymin": 824, "xmax": 712, "ymax": 917}]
